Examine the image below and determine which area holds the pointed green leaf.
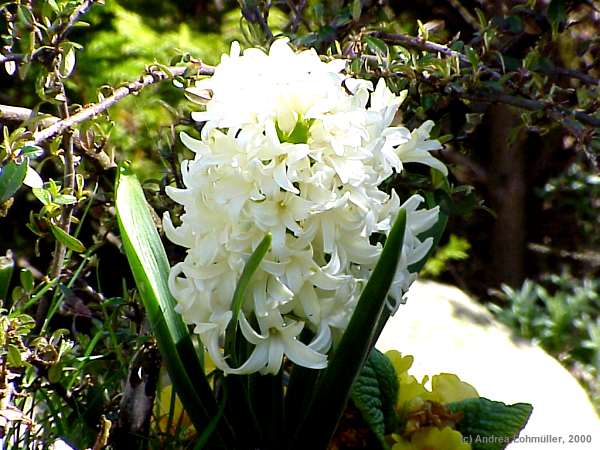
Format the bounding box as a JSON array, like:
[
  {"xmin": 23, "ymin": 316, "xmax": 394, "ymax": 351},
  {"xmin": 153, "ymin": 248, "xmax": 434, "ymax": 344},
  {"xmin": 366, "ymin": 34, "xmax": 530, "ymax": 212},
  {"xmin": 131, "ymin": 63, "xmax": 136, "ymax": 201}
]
[
  {"xmin": 547, "ymin": 0, "xmax": 566, "ymax": 37},
  {"xmin": 0, "ymin": 159, "xmax": 28, "ymax": 203},
  {"xmin": 408, "ymin": 193, "xmax": 448, "ymax": 274},
  {"xmin": 32, "ymin": 188, "xmax": 52, "ymax": 206},
  {"xmin": 291, "ymin": 208, "xmax": 407, "ymax": 450},
  {"xmin": 0, "ymin": 252, "xmax": 14, "ymax": 302},
  {"xmin": 448, "ymin": 397, "xmax": 533, "ymax": 450},
  {"xmin": 115, "ymin": 163, "xmax": 235, "ymax": 448},
  {"xmin": 225, "ymin": 233, "xmax": 271, "ymax": 366},
  {"xmin": 50, "ymin": 224, "xmax": 85, "ymax": 253}
]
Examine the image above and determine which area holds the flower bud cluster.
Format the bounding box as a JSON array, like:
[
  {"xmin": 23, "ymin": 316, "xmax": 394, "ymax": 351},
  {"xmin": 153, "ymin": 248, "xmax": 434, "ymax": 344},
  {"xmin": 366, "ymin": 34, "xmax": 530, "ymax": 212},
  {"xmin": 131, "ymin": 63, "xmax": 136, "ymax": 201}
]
[{"xmin": 164, "ymin": 39, "xmax": 446, "ymax": 375}]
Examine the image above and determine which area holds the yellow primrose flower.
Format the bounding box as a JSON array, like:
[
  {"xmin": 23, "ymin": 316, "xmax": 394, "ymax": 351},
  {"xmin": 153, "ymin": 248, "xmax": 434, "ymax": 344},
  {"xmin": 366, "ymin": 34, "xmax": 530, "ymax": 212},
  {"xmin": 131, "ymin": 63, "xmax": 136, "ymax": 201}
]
[
  {"xmin": 392, "ymin": 426, "xmax": 471, "ymax": 450},
  {"xmin": 430, "ymin": 373, "xmax": 478, "ymax": 404},
  {"xmin": 385, "ymin": 351, "xmax": 433, "ymax": 410},
  {"xmin": 385, "ymin": 351, "xmax": 478, "ymax": 409}
]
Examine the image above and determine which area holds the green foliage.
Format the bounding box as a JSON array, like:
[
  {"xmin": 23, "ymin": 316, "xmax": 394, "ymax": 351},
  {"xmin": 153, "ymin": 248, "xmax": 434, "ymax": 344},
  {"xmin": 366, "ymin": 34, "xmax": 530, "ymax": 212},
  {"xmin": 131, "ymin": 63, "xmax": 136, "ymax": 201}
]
[
  {"xmin": 448, "ymin": 398, "xmax": 533, "ymax": 450},
  {"xmin": 351, "ymin": 349, "xmax": 398, "ymax": 447},
  {"xmin": 422, "ymin": 234, "xmax": 471, "ymax": 277},
  {"xmin": 115, "ymin": 163, "xmax": 232, "ymax": 447},
  {"xmin": 0, "ymin": 159, "xmax": 28, "ymax": 203},
  {"xmin": 490, "ymin": 273, "xmax": 600, "ymax": 410}
]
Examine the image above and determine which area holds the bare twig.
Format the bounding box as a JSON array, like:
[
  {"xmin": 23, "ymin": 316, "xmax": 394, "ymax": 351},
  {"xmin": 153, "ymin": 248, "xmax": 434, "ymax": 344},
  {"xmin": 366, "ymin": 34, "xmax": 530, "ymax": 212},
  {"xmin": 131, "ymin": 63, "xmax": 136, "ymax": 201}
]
[
  {"xmin": 528, "ymin": 242, "xmax": 600, "ymax": 267},
  {"xmin": 542, "ymin": 66, "xmax": 600, "ymax": 87},
  {"xmin": 441, "ymin": 149, "xmax": 489, "ymax": 183},
  {"xmin": 31, "ymin": 64, "xmax": 214, "ymax": 145},
  {"xmin": 0, "ymin": 105, "xmax": 57, "ymax": 127},
  {"xmin": 372, "ymin": 31, "xmax": 471, "ymax": 66},
  {"xmin": 39, "ymin": 81, "xmax": 76, "ymax": 327},
  {"xmin": 459, "ymin": 90, "xmax": 600, "ymax": 128},
  {"xmin": 446, "ymin": 0, "xmax": 480, "ymax": 29},
  {"xmin": 287, "ymin": 0, "xmax": 309, "ymax": 33}
]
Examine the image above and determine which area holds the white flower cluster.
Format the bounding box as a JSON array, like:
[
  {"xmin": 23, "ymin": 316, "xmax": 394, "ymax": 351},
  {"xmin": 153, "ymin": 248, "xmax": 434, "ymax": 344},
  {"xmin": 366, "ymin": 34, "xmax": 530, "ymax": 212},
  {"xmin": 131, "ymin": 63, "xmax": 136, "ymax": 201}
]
[{"xmin": 164, "ymin": 39, "xmax": 447, "ymax": 375}]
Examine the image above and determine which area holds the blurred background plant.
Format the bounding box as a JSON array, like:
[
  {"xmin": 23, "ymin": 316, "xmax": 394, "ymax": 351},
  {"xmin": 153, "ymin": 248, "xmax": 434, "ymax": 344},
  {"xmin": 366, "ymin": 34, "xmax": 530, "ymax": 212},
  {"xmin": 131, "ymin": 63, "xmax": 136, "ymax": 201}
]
[{"xmin": 0, "ymin": 0, "xmax": 598, "ymax": 448}]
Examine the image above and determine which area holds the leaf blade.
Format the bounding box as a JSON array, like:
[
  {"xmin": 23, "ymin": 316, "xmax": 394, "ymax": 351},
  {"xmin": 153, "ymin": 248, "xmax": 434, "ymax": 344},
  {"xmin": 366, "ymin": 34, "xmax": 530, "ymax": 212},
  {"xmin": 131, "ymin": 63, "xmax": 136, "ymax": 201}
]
[{"xmin": 114, "ymin": 163, "xmax": 235, "ymax": 448}]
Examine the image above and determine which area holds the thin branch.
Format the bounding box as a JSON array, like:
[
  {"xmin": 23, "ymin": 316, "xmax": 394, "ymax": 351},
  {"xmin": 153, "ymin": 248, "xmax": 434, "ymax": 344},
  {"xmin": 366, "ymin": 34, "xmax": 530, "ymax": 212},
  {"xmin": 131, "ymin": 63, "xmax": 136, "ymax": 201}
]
[
  {"xmin": 459, "ymin": 90, "xmax": 600, "ymax": 128},
  {"xmin": 371, "ymin": 31, "xmax": 471, "ymax": 66},
  {"xmin": 51, "ymin": 0, "xmax": 97, "ymax": 45},
  {"xmin": 39, "ymin": 80, "xmax": 76, "ymax": 328},
  {"xmin": 287, "ymin": 0, "xmax": 309, "ymax": 33},
  {"xmin": 0, "ymin": 104, "xmax": 115, "ymax": 170},
  {"xmin": 542, "ymin": 66, "xmax": 600, "ymax": 87},
  {"xmin": 0, "ymin": 53, "xmax": 23, "ymax": 64},
  {"xmin": 446, "ymin": 0, "xmax": 480, "ymax": 29},
  {"xmin": 373, "ymin": 31, "xmax": 600, "ymax": 88},
  {"xmin": 528, "ymin": 242, "xmax": 600, "ymax": 267},
  {"xmin": 441, "ymin": 149, "xmax": 489, "ymax": 183},
  {"xmin": 373, "ymin": 33, "xmax": 600, "ymax": 128},
  {"xmin": 0, "ymin": 105, "xmax": 57, "ymax": 127},
  {"xmin": 31, "ymin": 64, "xmax": 214, "ymax": 145}
]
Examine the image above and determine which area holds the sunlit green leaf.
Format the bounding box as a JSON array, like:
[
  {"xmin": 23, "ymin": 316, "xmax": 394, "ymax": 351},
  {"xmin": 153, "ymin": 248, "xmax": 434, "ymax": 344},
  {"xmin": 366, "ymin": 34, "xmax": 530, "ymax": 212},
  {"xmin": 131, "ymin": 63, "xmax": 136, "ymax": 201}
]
[{"xmin": 115, "ymin": 163, "xmax": 235, "ymax": 448}]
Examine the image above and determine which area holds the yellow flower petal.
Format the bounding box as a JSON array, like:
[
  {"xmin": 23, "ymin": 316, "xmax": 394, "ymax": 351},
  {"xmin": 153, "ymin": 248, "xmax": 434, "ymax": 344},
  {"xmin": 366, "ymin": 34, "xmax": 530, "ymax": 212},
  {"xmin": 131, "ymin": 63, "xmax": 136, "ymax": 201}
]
[{"xmin": 431, "ymin": 373, "xmax": 478, "ymax": 404}]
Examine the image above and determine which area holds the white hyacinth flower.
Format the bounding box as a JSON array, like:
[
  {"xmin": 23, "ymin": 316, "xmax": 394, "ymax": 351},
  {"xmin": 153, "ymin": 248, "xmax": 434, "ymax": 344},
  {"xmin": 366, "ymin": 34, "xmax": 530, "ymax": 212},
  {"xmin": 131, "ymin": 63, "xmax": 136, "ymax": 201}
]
[{"xmin": 165, "ymin": 38, "xmax": 447, "ymax": 375}]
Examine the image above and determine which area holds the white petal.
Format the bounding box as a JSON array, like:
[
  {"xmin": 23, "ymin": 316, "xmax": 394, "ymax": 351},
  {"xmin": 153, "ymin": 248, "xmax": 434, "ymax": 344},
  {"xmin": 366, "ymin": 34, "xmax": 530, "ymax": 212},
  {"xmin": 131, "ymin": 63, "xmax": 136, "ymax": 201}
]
[
  {"xmin": 23, "ymin": 166, "xmax": 43, "ymax": 188},
  {"xmin": 284, "ymin": 337, "xmax": 327, "ymax": 369}
]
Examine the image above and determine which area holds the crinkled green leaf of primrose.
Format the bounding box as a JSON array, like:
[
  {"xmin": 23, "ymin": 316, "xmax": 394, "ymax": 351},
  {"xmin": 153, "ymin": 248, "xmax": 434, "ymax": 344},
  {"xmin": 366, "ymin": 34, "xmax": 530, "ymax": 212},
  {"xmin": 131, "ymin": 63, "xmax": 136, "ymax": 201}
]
[
  {"xmin": 0, "ymin": 159, "xmax": 28, "ymax": 203},
  {"xmin": 448, "ymin": 397, "xmax": 533, "ymax": 450},
  {"xmin": 115, "ymin": 162, "xmax": 234, "ymax": 448},
  {"xmin": 351, "ymin": 349, "xmax": 399, "ymax": 448},
  {"xmin": 291, "ymin": 208, "xmax": 406, "ymax": 450}
]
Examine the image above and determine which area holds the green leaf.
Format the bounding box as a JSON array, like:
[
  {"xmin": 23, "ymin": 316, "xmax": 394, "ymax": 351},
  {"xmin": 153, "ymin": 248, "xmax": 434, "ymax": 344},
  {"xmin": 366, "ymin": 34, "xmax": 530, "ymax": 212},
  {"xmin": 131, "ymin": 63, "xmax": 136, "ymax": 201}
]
[
  {"xmin": 59, "ymin": 42, "xmax": 77, "ymax": 78},
  {"xmin": 54, "ymin": 194, "xmax": 77, "ymax": 205},
  {"xmin": 407, "ymin": 194, "xmax": 448, "ymax": 274},
  {"xmin": 371, "ymin": 350, "xmax": 398, "ymax": 433},
  {"xmin": 20, "ymin": 145, "xmax": 44, "ymax": 159},
  {"xmin": 115, "ymin": 163, "xmax": 235, "ymax": 448},
  {"xmin": 351, "ymin": 0, "xmax": 362, "ymax": 21},
  {"xmin": 0, "ymin": 252, "xmax": 14, "ymax": 302},
  {"xmin": 352, "ymin": 359, "xmax": 385, "ymax": 445},
  {"xmin": 465, "ymin": 46, "xmax": 479, "ymax": 71},
  {"xmin": 547, "ymin": 0, "xmax": 566, "ymax": 37},
  {"xmin": 19, "ymin": 268, "xmax": 34, "ymax": 292},
  {"xmin": 0, "ymin": 159, "xmax": 28, "ymax": 203},
  {"xmin": 32, "ymin": 188, "xmax": 52, "ymax": 206},
  {"xmin": 291, "ymin": 209, "xmax": 407, "ymax": 450},
  {"xmin": 351, "ymin": 349, "xmax": 398, "ymax": 446},
  {"xmin": 364, "ymin": 36, "xmax": 389, "ymax": 59},
  {"xmin": 50, "ymin": 224, "xmax": 85, "ymax": 253},
  {"xmin": 448, "ymin": 397, "xmax": 533, "ymax": 450},
  {"xmin": 7, "ymin": 343, "xmax": 25, "ymax": 367},
  {"xmin": 224, "ymin": 233, "xmax": 271, "ymax": 366}
]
